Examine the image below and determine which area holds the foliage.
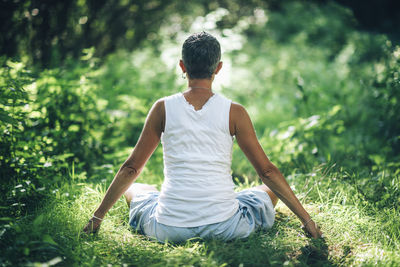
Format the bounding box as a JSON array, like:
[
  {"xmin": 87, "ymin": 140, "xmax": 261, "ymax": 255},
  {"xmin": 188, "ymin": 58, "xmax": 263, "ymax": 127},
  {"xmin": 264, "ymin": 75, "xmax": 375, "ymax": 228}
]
[
  {"xmin": 0, "ymin": 55, "xmax": 115, "ymax": 220},
  {"xmin": 1, "ymin": 0, "xmax": 400, "ymax": 266},
  {"xmin": 0, "ymin": 45, "xmax": 181, "ymax": 222},
  {"xmin": 226, "ymin": 1, "xmax": 400, "ymax": 174},
  {"xmin": 1, "ymin": 0, "xmax": 192, "ymax": 66},
  {"xmin": 363, "ymin": 44, "xmax": 400, "ymax": 158},
  {"xmin": 0, "ymin": 0, "xmax": 272, "ymax": 67},
  {"xmin": 6, "ymin": 0, "xmax": 398, "ymax": 67}
]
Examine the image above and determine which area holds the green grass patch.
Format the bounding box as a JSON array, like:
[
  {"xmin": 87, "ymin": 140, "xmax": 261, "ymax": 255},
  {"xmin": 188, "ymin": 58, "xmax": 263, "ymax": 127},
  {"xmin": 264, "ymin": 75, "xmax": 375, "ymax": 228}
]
[{"xmin": 1, "ymin": 167, "xmax": 399, "ymax": 266}]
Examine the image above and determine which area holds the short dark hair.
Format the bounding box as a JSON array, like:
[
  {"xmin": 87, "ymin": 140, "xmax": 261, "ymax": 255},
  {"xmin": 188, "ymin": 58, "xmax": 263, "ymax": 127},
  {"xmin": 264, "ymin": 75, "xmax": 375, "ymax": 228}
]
[{"xmin": 182, "ymin": 32, "xmax": 221, "ymax": 79}]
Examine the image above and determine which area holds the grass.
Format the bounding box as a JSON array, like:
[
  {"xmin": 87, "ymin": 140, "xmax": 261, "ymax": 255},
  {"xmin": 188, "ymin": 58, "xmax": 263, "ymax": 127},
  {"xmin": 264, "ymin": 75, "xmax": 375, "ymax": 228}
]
[{"xmin": 1, "ymin": 165, "xmax": 399, "ymax": 267}]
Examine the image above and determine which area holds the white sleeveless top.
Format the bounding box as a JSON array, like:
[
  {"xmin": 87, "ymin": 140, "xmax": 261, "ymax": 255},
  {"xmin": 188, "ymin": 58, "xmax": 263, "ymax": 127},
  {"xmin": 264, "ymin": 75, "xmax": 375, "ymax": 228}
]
[{"xmin": 155, "ymin": 92, "xmax": 239, "ymax": 227}]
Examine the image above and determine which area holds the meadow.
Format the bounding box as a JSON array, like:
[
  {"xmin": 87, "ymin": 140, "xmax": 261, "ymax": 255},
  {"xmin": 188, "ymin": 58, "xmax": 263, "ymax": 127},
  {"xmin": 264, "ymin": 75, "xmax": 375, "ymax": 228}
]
[{"xmin": 1, "ymin": 1, "xmax": 399, "ymax": 266}]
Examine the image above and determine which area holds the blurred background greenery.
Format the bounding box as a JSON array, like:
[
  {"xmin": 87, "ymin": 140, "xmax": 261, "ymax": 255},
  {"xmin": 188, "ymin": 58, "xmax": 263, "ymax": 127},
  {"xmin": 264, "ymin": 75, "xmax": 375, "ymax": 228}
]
[{"xmin": 1, "ymin": 0, "xmax": 400, "ymax": 265}]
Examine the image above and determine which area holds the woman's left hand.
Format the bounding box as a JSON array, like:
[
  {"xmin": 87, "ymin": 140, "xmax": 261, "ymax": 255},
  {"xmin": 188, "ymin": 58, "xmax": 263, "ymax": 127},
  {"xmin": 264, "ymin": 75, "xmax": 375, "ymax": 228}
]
[
  {"xmin": 83, "ymin": 217, "xmax": 102, "ymax": 234},
  {"xmin": 302, "ymin": 219, "xmax": 323, "ymax": 239}
]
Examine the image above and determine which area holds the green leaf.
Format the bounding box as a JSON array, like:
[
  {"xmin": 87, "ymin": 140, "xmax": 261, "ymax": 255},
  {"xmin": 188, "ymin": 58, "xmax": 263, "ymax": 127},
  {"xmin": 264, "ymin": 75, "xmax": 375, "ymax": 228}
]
[
  {"xmin": 33, "ymin": 214, "xmax": 44, "ymax": 228},
  {"xmin": 42, "ymin": 234, "xmax": 58, "ymax": 246},
  {"xmin": 0, "ymin": 111, "xmax": 18, "ymax": 125}
]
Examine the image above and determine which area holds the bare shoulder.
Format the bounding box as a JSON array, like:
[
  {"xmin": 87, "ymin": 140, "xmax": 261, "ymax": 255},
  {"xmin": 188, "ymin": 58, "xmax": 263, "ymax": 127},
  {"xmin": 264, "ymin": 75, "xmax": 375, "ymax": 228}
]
[
  {"xmin": 230, "ymin": 102, "xmax": 251, "ymax": 122},
  {"xmin": 148, "ymin": 98, "xmax": 165, "ymax": 117},
  {"xmin": 230, "ymin": 102, "xmax": 247, "ymax": 116},
  {"xmin": 152, "ymin": 98, "xmax": 165, "ymax": 132},
  {"xmin": 153, "ymin": 98, "xmax": 165, "ymax": 110},
  {"xmin": 229, "ymin": 102, "xmax": 250, "ymax": 136}
]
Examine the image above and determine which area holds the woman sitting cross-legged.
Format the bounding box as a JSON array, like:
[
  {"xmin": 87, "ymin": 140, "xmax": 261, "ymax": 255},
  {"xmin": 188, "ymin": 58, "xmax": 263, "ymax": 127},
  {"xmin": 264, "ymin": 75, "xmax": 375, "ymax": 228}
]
[{"xmin": 83, "ymin": 32, "xmax": 323, "ymax": 243}]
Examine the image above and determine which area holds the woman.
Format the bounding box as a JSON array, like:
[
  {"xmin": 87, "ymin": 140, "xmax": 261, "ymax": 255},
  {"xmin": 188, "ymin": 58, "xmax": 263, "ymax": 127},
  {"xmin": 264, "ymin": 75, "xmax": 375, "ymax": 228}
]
[{"xmin": 83, "ymin": 32, "xmax": 322, "ymax": 242}]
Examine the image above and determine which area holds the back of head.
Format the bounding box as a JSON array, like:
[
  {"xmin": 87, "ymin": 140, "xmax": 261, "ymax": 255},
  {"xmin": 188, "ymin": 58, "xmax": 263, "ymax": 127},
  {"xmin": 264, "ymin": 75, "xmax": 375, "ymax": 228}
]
[{"xmin": 182, "ymin": 32, "xmax": 221, "ymax": 80}]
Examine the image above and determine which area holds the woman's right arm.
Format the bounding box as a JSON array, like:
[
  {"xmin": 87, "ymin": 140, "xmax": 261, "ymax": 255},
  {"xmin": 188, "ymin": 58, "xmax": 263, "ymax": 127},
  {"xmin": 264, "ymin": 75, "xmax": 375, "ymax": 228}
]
[
  {"xmin": 83, "ymin": 99, "xmax": 164, "ymax": 234},
  {"xmin": 230, "ymin": 103, "xmax": 322, "ymax": 238}
]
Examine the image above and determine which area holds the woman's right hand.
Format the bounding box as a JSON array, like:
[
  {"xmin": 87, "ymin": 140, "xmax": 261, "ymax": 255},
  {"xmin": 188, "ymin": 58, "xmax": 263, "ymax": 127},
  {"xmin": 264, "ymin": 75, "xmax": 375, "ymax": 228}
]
[
  {"xmin": 83, "ymin": 217, "xmax": 102, "ymax": 234},
  {"xmin": 302, "ymin": 220, "xmax": 323, "ymax": 239}
]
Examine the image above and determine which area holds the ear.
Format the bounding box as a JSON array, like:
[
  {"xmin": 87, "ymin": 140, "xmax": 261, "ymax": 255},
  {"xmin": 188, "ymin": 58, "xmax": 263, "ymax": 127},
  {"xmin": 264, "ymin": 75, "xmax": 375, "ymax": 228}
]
[
  {"xmin": 179, "ymin": 60, "xmax": 186, "ymax": 73},
  {"xmin": 214, "ymin": 61, "xmax": 223, "ymax": 74}
]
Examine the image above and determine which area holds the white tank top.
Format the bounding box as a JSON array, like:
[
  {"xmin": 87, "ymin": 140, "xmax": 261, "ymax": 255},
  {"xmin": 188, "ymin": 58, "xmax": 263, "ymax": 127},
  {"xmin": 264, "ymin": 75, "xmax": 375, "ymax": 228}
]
[{"xmin": 155, "ymin": 92, "xmax": 239, "ymax": 227}]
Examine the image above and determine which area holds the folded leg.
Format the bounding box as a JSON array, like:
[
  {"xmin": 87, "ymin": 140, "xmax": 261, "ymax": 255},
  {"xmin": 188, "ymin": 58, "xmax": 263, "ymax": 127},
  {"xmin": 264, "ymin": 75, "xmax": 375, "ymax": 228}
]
[
  {"xmin": 250, "ymin": 184, "xmax": 278, "ymax": 207},
  {"xmin": 124, "ymin": 183, "xmax": 158, "ymax": 207}
]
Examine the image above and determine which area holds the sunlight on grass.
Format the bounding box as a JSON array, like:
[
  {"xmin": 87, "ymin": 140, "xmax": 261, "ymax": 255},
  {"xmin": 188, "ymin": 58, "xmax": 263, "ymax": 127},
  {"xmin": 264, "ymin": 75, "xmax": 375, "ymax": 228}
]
[
  {"xmin": 2, "ymin": 2, "xmax": 400, "ymax": 266},
  {"xmin": 12, "ymin": 167, "xmax": 396, "ymax": 266}
]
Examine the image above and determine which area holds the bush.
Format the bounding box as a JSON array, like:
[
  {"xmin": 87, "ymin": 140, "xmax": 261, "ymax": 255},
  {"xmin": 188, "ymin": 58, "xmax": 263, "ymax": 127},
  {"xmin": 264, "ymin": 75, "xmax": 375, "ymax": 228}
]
[{"xmin": 0, "ymin": 56, "xmax": 114, "ymax": 217}]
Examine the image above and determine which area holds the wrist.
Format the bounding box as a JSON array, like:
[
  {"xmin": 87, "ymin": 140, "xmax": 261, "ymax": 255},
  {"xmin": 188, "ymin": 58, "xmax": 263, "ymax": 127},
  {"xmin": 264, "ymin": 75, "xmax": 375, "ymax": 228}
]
[
  {"xmin": 301, "ymin": 217, "xmax": 313, "ymax": 228},
  {"xmin": 93, "ymin": 210, "xmax": 105, "ymax": 220},
  {"xmin": 299, "ymin": 212, "xmax": 312, "ymax": 224},
  {"xmin": 91, "ymin": 214, "xmax": 103, "ymax": 221},
  {"xmin": 299, "ymin": 212, "xmax": 312, "ymax": 225}
]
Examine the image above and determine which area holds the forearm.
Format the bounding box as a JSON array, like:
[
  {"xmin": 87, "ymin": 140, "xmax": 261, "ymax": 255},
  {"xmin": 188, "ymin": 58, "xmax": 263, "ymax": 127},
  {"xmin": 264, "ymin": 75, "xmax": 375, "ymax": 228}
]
[
  {"xmin": 93, "ymin": 163, "xmax": 140, "ymax": 218},
  {"xmin": 260, "ymin": 165, "xmax": 311, "ymax": 224}
]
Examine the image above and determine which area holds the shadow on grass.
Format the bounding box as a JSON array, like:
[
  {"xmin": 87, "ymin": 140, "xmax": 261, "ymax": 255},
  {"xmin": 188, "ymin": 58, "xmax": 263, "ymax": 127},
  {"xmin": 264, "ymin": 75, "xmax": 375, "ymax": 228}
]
[
  {"xmin": 199, "ymin": 232, "xmax": 332, "ymax": 267},
  {"xmin": 296, "ymin": 238, "xmax": 331, "ymax": 266},
  {"xmin": 180, "ymin": 211, "xmax": 333, "ymax": 267}
]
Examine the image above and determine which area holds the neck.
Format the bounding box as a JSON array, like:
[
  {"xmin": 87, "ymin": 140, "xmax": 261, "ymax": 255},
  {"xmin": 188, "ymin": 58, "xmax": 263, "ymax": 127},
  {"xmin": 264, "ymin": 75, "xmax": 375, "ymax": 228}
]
[{"xmin": 188, "ymin": 78, "xmax": 213, "ymax": 91}]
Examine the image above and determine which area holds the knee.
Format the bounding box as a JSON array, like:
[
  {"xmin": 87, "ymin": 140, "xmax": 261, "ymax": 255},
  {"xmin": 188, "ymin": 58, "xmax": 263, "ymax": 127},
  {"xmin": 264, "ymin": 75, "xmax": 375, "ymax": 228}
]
[{"xmin": 132, "ymin": 183, "xmax": 158, "ymax": 192}]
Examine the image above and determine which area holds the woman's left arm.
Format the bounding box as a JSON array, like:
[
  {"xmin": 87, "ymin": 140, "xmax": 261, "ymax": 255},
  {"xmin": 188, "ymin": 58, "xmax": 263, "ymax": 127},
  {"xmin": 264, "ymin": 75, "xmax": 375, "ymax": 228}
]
[{"xmin": 83, "ymin": 99, "xmax": 164, "ymax": 234}]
